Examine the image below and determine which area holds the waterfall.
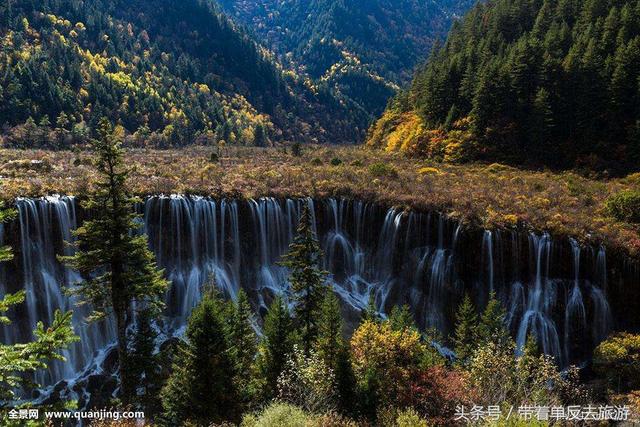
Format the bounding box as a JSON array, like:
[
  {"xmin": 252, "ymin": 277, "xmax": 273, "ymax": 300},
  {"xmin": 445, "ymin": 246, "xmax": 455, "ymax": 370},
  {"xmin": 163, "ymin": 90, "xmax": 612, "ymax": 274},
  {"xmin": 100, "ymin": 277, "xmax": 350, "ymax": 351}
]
[
  {"xmin": 0, "ymin": 196, "xmax": 632, "ymax": 395},
  {"xmin": 416, "ymin": 216, "xmax": 458, "ymax": 331},
  {"xmin": 515, "ymin": 233, "xmax": 562, "ymax": 363},
  {"xmin": 564, "ymin": 239, "xmax": 587, "ymax": 363},
  {"xmin": 591, "ymin": 247, "xmax": 613, "ymax": 344},
  {"xmin": 482, "ymin": 230, "xmax": 495, "ymax": 294},
  {"xmin": 2, "ymin": 197, "xmax": 115, "ymax": 388},
  {"xmin": 148, "ymin": 196, "xmax": 243, "ymax": 323}
]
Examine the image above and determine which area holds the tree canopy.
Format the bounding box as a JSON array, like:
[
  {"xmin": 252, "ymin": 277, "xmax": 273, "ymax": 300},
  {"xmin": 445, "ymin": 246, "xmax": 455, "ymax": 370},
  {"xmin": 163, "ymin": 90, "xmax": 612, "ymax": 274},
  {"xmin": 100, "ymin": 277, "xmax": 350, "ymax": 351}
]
[{"xmin": 369, "ymin": 0, "xmax": 640, "ymax": 174}]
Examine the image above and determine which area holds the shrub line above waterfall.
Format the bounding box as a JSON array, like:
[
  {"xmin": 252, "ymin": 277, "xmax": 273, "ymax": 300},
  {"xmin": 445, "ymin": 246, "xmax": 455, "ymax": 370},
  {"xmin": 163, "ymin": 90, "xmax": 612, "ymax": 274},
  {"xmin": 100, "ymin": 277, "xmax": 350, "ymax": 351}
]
[{"xmin": 2, "ymin": 146, "xmax": 640, "ymax": 258}]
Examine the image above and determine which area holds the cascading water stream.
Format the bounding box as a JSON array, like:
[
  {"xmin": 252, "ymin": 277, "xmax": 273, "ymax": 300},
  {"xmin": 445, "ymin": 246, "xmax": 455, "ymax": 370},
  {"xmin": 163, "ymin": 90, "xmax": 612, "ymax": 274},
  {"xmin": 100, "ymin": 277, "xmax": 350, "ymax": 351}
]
[
  {"xmin": 6, "ymin": 197, "xmax": 115, "ymax": 389},
  {"xmin": 565, "ymin": 239, "xmax": 587, "ymax": 362},
  {"xmin": 482, "ymin": 230, "xmax": 495, "ymax": 294},
  {"xmin": 0, "ymin": 195, "xmax": 631, "ymax": 401},
  {"xmin": 515, "ymin": 233, "xmax": 562, "ymax": 363},
  {"xmin": 591, "ymin": 246, "xmax": 613, "ymax": 345}
]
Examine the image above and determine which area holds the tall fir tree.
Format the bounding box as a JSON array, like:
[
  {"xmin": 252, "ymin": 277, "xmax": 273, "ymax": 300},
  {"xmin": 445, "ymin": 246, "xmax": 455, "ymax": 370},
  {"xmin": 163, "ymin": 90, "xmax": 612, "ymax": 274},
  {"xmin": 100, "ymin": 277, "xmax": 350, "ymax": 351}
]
[
  {"xmin": 316, "ymin": 290, "xmax": 344, "ymax": 369},
  {"xmin": 253, "ymin": 123, "xmax": 268, "ymax": 147},
  {"xmin": 315, "ymin": 290, "xmax": 356, "ymax": 416},
  {"xmin": 160, "ymin": 287, "xmax": 239, "ymax": 426},
  {"xmin": 388, "ymin": 304, "xmax": 417, "ymax": 332},
  {"xmin": 256, "ymin": 296, "xmax": 294, "ymax": 402},
  {"xmin": 23, "ymin": 117, "xmax": 38, "ymax": 146},
  {"xmin": 361, "ymin": 292, "xmax": 380, "ymax": 324},
  {"xmin": 453, "ymin": 294, "xmax": 478, "ymax": 366},
  {"xmin": 63, "ymin": 118, "xmax": 168, "ymax": 402},
  {"xmin": 477, "ymin": 292, "xmax": 510, "ymax": 347},
  {"xmin": 358, "ymin": 367, "xmax": 381, "ymax": 422},
  {"xmin": 228, "ymin": 289, "xmax": 258, "ymax": 408},
  {"xmin": 128, "ymin": 308, "xmax": 160, "ymax": 412},
  {"xmin": 279, "ymin": 203, "xmax": 327, "ymax": 354}
]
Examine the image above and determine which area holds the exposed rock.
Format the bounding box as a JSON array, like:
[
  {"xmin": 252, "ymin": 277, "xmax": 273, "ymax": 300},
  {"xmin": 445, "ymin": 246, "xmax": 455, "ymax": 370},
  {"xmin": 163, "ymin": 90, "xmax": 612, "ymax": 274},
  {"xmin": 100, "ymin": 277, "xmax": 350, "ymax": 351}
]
[
  {"xmin": 39, "ymin": 380, "xmax": 69, "ymax": 406},
  {"xmin": 102, "ymin": 347, "xmax": 119, "ymax": 375},
  {"xmin": 76, "ymin": 374, "xmax": 118, "ymax": 410}
]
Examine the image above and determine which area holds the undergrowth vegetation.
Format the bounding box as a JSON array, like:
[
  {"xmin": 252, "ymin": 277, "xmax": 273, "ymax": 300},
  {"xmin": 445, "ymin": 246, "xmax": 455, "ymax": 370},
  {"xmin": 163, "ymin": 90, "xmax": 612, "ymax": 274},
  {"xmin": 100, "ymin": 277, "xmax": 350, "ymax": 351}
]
[{"xmin": 1, "ymin": 145, "xmax": 639, "ymax": 256}]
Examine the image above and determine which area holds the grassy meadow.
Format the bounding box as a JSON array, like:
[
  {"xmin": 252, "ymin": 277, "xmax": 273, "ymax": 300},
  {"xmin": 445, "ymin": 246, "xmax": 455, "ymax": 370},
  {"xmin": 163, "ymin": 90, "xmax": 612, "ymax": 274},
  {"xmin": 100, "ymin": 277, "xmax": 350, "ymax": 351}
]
[{"xmin": 1, "ymin": 145, "xmax": 639, "ymax": 257}]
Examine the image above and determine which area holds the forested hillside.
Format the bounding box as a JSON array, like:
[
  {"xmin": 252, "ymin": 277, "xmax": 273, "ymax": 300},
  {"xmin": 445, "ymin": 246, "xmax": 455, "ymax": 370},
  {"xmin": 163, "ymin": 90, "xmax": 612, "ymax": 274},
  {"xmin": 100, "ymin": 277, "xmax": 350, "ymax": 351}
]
[
  {"xmin": 0, "ymin": 0, "xmax": 367, "ymax": 148},
  {"xmin": 369, "ymin": 0, "xmax": 640, "ymax": 174},
  {"xmin": 218, "ymin": 0, "xmax": 476, "ymax": 117}
]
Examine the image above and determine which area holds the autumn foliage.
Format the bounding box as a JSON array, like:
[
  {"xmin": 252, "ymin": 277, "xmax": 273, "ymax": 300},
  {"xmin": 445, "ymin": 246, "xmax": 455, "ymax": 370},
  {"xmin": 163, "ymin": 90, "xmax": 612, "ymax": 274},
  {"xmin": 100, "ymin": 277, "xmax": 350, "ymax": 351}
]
[{"xmin": 400, "ymin": 366, "xmax": 471, "ymax": 426}]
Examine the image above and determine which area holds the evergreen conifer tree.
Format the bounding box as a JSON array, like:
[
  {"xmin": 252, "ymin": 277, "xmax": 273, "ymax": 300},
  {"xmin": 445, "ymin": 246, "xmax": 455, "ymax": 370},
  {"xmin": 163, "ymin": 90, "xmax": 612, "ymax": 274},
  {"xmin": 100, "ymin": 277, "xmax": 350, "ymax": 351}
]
[
  {"xmin": 128, "ymin": 308, "xmax": 159, "ymax": 412},
  {"xmin": 160, "ymin": 287, "xmax": 239, "ymax": 426},
  {"xmin": 279, "ymin": 203, "xmax": 327, "ymax": 354},
  {"xmin": 316, "ymin": 290, "xmax": 356, "ymax": 416},
  {"xmin": 229, "ymin": 289, "xmax": 258, "ymax": 407},
  {"xmin": 453, "ymin": 294, "xmax": 479, "ymax": 365},
  {"xmin": 477, "ymin": 292, "xmax": 510, "ymax": 347},
  {"xmin": 256, "ymin": 296, "xmax": 294, "ymax": 402},
  {"xmin": 63, "ymin": 118, "xmax": 168, "ymax": 403},
  {"xmin": 388, "ymin": 304, "xmax": 417, "ymax": 332},
  {"xmin": 23, "ymin": 116, "xmax": 38, "ymax": 146},
  {"xmin": 253, "ymin": 123, "xmax": 268, "ymax": 147},
  {"xmin": 316, "ymin": 290, "xmax": 343, "ymax": 368},
  {"xmin": 361, "ymin": 292, "xmax": 380, "ymax": 324},
  {"xmin": 38, "ymin": 115, "xmax": 50, "ymax": 145}
]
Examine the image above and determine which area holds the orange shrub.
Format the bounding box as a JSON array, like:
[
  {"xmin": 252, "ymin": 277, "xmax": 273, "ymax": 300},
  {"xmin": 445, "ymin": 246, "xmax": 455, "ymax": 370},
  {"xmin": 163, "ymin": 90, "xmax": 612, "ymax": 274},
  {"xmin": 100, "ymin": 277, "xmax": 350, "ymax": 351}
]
[{"xmin": 400, "ymin": 366, "xmax": 472, "ymax": 426}]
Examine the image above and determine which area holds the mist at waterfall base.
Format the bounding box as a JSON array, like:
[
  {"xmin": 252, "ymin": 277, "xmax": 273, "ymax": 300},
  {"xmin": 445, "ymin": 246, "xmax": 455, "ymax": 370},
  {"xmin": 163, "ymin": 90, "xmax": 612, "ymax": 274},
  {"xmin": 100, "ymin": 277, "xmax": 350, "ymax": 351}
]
[{"xmin": 2, "ymin": 195, "xmax": 639, "ymax": 406}]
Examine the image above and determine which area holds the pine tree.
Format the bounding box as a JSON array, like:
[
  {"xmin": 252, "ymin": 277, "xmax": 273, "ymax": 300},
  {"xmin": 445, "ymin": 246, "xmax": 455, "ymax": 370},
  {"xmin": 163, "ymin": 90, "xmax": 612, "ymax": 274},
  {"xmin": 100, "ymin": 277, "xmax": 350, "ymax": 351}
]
[
  {"xmin": 256, "ymin": 296, "xmax": 294, "ymax": 402},
  {"xmin": 55, "ymin": 112, "xmax": 70, "ymax": 147},
  {"xmin": 316, "ymin": 290, "xmax": 343, "ymax": 368},
  {"xmin": 38, "ymin": 115, "xmax": 50, "ymax": 146},
  {"xmin": 0, "ymin": 297, "xmax": 78, "ymax": 403},
  {"xmin": 477, "ymin": 292, "xmax": 510, "ymax": 347},
  {"xmin": 315, "ymin": 290, "xmax": 356, "ymax": 415},
  {"xmin": 63, "ymin": 118, "xmax": 168, "ymax": 403},
  {"xmin": 229, "ymin": 289, "xmax": 258, "ymax": 407},
  {"xmin": 279, "ymin": 203, "xmax": 327, "ymax": 354},
  {"xmin": 360, "ymin": 292, "xmax": 380, "ymax": 323},
  {"xmin": 160, "ymin": 287, "xmax": 239, "ymax": 426},
  {"xmin": 334, "ymin": 344, "xmax": 357, "ymax": 417},
  {"xmin": 359, "ymin": 367, "xmax": 380, "ymax": 421},
  {"xmin": 453, "ymin": 294, "xmax": 478, "ymax": 365},
  {"xmin": 128, "ymin": 308, "xmax": 159, "ymax": 412},
  {"xmin": 253, "ymin": 123, "xmax": 268, "ymax": 147},
  {"xmin": 388, "ymin": 304, "xmax": 417, "ymax": 332},
  {"xmin": 0, "ymin": 204, "xmax": 78, "ymax": 403},
  {"xmin": 23, "ymin": 116, "xmax": 38, "ymax": 146}
]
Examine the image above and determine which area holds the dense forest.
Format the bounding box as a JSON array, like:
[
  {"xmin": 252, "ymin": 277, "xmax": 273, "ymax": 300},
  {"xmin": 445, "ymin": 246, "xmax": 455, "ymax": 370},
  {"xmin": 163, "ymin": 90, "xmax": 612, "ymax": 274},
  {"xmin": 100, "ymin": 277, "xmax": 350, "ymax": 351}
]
[
  {"xmin": 0, "ymin": 0, "xmax": 369, "ymax": 148},
  {"xmin": 218, "ymin": 0, "xmax": 476, "ymax": 116},
  {"xmin": 369, "ymin": 0, "xmax": 640, "ymax": 174}
]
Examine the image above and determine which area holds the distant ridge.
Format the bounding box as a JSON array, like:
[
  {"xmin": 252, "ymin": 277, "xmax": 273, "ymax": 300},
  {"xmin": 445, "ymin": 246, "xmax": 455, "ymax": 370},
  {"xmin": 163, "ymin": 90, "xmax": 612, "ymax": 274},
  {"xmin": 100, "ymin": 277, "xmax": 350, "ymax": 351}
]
[{"xmin": 0, "ymin": 0, "xmax": 368, "ymax": 147}]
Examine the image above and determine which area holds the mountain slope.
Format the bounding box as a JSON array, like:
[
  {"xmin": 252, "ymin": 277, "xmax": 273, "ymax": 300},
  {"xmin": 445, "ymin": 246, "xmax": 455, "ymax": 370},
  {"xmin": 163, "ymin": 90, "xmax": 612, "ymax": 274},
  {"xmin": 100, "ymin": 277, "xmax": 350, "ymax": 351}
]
[
  {"xmin": 218, "ymin": 0, "xmax": 477, "ymax": 117},
  {"xmin": 0, "ymin": 0, "xmax": 367, "ymax": 147},
  {"xmin": 369, "ymin": 0, "xmax": 640, "ymax": 174}
]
